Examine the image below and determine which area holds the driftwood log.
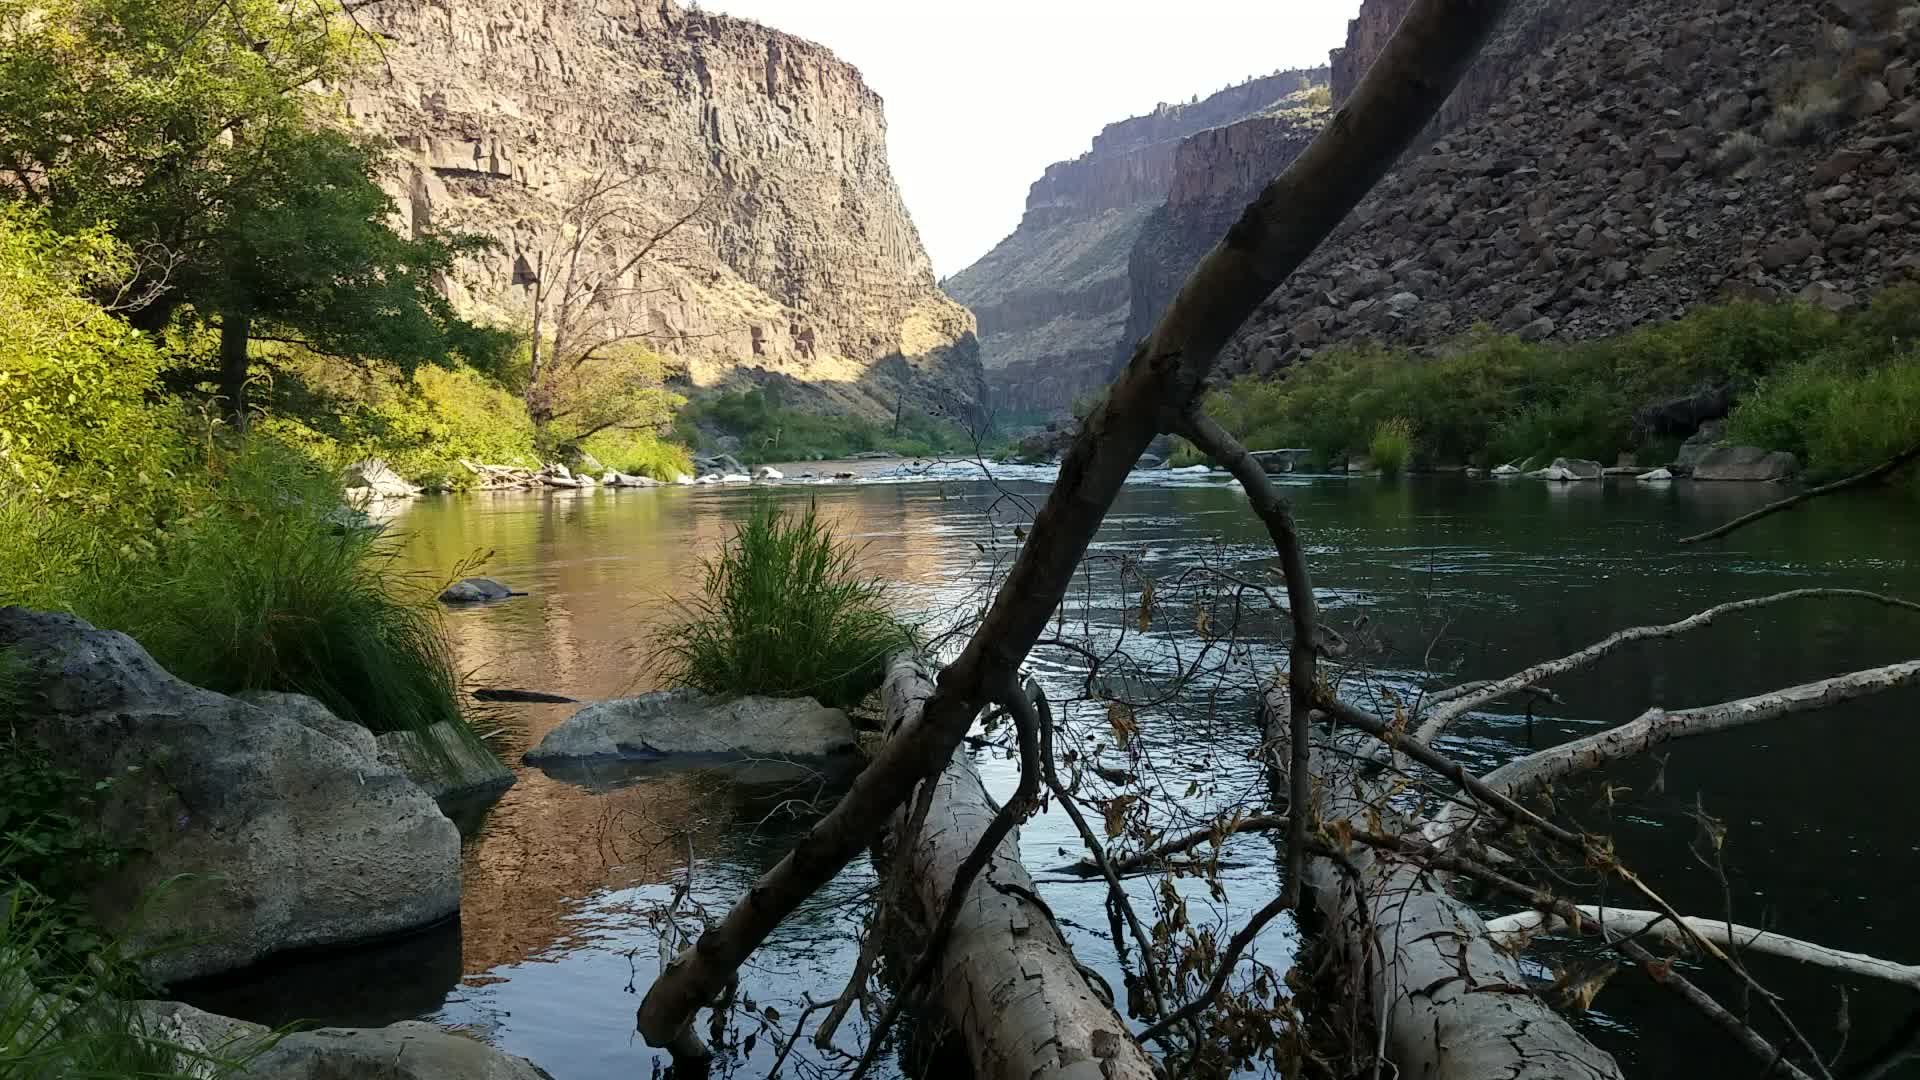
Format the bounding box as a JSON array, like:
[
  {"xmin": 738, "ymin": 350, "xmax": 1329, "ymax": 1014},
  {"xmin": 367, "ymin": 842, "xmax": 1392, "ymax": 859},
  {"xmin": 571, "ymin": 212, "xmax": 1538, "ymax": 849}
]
[
  {"xmin": 1261, "ymin": 685, "xmax": 1625, "ymax": 1080},
  {"xmin": 876, "ymin": 657, "xmax": 1155, "ymax": 1080}
]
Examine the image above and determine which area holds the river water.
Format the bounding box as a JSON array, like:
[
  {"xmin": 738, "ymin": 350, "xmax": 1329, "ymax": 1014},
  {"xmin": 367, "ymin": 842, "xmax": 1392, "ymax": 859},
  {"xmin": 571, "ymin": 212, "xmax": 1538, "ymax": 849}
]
[{"xmin": 181, "ymin": 463, "xmax": 1920, "ymax": 1078}]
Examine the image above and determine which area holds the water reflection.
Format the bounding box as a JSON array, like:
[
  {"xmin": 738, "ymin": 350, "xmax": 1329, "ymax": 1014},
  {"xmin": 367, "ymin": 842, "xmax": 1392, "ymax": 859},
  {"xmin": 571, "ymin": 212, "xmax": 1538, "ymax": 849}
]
[{"xmin": 191, "ymin": 471, "xmax": 1920, "ymax": 1080}]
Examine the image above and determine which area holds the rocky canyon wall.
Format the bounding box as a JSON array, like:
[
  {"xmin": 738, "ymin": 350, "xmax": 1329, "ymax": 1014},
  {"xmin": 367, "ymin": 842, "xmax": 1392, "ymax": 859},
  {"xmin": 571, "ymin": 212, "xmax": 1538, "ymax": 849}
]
[
  {"xmin": 1118, "ymin": 96, "xmax": 1326, "ymax": 376},
  {"xmin": 344, "ymin": 0, "xmax": 980, "ymax": 422},
  {"xmin": 1223, "ymin": 0, "xmax": 1920, "ymax": 375},
  {"xmin": 945, "ymin": 69, "xmax": 1326, "ymax": 413}
]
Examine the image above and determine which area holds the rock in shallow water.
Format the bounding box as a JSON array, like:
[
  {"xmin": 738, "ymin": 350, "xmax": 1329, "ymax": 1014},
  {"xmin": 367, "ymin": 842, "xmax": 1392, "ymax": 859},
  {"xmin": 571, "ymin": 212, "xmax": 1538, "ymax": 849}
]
[
  {"xmin": 439, "ymin": 577, "xmax": 521, "ymax": 603},
  {"xmin": 137, "ymin": 1000, "xmax": 555, "ymax": 1079},
  {"xmin": 0, "ymin": 609, "xmax": 461, "ymax": 986},
  {"xmin": 1691, "ymin": 446, "xmax": 1799, "ymax": 481},
  {"xmin": 524, "ymin": 690, "xmax": 855, "ymax": 765}
]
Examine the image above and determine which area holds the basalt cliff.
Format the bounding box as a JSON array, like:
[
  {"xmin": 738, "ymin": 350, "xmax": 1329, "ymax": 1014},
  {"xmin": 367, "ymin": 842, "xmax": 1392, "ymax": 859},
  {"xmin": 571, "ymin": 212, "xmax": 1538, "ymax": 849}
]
[
  {"xmin": 345, "ymin": 0, "xmax": 981, "ymax": 421},
  {"xmin": 944, "ymin": 70, "xmax": 1328, "ymax": 413}
]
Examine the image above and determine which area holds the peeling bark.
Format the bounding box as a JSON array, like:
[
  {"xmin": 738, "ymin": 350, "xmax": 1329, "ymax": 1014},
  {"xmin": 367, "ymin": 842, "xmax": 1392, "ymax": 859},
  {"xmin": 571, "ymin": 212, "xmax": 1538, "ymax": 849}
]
[
  {"xmin": 1263, "ymin": 686, "xmax": 1625, "ymax": 1080},
  {"xmin": 879, "ymin": 657, "xmax": 1156, "ymax": 1080}
]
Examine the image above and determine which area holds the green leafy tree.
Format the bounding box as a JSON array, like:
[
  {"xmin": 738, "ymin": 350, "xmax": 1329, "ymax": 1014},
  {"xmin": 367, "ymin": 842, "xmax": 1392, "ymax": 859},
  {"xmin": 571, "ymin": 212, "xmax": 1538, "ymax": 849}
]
[{"xmin": 0, "ymin": 0, "xmax": 507, "ymax": 427}]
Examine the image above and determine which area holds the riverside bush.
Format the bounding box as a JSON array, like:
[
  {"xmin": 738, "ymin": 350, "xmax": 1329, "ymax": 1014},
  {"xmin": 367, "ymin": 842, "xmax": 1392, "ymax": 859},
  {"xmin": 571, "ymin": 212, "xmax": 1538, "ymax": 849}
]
[
  {"xmin": 680, "ymin": 388, "xmax": 971, "ymax": 464},
  {"xmin": 0, "ymin": 888, "xmax": 270, "ymax": 1078},
  {"xmin": 657, "ymin": 498, "xmax": 913, "ymax": 709},
  {"xmin": 1369, "ymin": 417, "xmax": 1414, "ymax": 476}
]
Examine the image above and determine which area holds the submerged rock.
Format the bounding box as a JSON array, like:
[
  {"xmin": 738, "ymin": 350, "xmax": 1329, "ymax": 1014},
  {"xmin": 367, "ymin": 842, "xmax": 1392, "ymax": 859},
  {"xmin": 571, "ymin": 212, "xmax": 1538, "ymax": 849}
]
[
  {"xmin": 137, "ymin": 1000, "xmax": 554, "ymax": 1080},
  {"xmin": 439, "ymin": 577, "xmax": 522, "ymax": 604},
  {"xmin": 1692, "ymin": 446, "xmax": 1799, "ymax": 481},
  {"xmin": 0, "ymin": 609, "xmax": 460, "ymax": 986},
  {"xmin": 524, "ymin": 691, "xmax": 855, "ymax": 765}
]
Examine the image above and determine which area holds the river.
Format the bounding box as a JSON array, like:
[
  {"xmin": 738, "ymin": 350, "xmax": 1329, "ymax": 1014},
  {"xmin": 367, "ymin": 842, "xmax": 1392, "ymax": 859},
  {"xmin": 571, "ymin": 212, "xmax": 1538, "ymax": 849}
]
[{"xmin": 180, "ymin": 462, "xmax": 1920, "ymax": 1078}]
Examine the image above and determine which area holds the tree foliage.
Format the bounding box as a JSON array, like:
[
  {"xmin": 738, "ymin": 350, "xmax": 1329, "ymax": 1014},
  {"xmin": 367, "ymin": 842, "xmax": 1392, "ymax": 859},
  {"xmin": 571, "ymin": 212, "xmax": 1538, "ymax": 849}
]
[{"xmin": 0, "ymin": 0, "xmax": 508, "ymax": 422}]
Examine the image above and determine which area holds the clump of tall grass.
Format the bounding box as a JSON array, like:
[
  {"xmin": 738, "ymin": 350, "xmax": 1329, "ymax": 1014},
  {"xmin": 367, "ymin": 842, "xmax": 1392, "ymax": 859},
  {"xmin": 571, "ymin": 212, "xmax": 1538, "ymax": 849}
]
[
  {"xmin": 15, "ymin": 444, "xmax": 487, "ymax": 770},
  {"xmin": 657, "ymin": 498, "xmax": 914, "ymax": 709},
  {"xmin": 1369, "ymin": 417, "xmax": 1415, "ymax": 477}
]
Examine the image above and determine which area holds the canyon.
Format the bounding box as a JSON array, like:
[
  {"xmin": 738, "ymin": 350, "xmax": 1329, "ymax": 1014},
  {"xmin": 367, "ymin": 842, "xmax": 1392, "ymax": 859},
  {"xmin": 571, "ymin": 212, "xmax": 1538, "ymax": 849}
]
[
  {"xmin": 345, "ymin": 0, "xmax": 982, "ymax": 423},
  {"xmin": 957, "ymin": 0, "xmax": 1920, "ymax": 412},
  {"xmin": 944, "ymin": 69, "xmax": 1328, "ymax": 414}
]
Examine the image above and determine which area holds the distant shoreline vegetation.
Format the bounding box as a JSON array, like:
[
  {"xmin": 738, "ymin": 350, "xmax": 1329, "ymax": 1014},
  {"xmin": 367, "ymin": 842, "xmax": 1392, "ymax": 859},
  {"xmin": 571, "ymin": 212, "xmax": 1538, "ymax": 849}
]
[{"xmin": 1172, "ymin": 283, "xmax": 1920, "ymax": 484}]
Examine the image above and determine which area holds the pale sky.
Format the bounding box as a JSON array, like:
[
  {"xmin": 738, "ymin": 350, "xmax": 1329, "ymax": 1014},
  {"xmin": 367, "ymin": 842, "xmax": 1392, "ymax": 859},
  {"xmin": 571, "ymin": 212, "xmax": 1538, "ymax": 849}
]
[{"xmin": 704, "ymin": 2, "xmax": 1362, "ymax": 277}]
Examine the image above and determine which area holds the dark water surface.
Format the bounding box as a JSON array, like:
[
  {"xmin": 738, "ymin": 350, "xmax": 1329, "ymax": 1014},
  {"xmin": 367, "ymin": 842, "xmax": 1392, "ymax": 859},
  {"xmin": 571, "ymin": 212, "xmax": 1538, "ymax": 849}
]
[{"xmin": 184, "ymin": 465, "xmax": 1920, "ymax": 1078}]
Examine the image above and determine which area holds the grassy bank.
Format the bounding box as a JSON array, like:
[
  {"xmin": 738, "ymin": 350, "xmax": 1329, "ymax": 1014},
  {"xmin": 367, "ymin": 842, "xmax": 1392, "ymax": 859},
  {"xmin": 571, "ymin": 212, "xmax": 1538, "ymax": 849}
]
[{"xmin": 1181, "ymin": 285, "xmax": 1920, "ymax": 480}]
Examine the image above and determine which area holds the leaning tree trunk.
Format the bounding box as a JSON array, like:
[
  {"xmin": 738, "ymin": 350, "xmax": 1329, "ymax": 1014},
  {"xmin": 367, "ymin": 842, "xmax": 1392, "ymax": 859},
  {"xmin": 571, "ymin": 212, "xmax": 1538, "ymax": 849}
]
[
  {"xmin": 878, "ymin": 657, "xmax": 1156, "ymax": 1080},
  {"xmin": 1262, "ymin": 686, "xmax": 1624, "ymax": 1080},
  {"xmin": 637, "ymin": 0, "xmax": 1518, "ymax": 1052}
]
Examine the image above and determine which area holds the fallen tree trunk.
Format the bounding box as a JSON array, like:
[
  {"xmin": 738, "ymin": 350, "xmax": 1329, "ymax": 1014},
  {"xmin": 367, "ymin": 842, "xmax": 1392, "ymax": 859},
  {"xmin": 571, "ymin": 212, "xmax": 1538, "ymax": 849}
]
[
  {"xmin": 878, "ymin": 657, "xmax": 1155, "ymax": 1080},
  {"xmin": 1262, "ymin": 685, "xmax": 1624, "ymax": 1080}
]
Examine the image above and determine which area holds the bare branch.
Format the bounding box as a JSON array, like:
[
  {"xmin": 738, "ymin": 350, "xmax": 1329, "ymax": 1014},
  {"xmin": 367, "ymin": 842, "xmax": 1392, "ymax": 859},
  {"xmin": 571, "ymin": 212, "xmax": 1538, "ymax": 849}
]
[
  {"xmin": 1180, "ymin": 411, "xmax": 1320, "ymax": 911},
  {"xmin": 1680, "ymin": 443, "xmax": 1920, "ymax": 545},
  {"xmin": 1486, "ymin": 907, "xmax": 1920, "ymax": 993},
  {"xmin": 1458, "ymin": 658, "xmax": 1920, "ymax": 822},
  {"xmin": 1413, "ymin": 590, "xmax": 1920, "ymax": 745}
]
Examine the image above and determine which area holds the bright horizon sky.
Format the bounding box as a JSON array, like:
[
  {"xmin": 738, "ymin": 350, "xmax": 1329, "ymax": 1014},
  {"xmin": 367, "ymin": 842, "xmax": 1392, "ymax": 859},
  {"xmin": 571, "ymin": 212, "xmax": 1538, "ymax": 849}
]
[{"xmin": 703, "ymin": 2, "xmax": 1362, "ymax": 277}]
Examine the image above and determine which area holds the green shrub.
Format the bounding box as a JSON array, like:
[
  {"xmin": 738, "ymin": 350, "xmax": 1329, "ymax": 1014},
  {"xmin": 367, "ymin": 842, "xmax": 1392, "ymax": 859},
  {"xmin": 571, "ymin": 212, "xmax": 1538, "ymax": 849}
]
[
  {"xmin": 31, "ymin": 446, "xmax": 487, "ymax": 770},
  {"xmin": 580, "ymin": 429, "xmax": 694, "ymax": 481},
  {"xmin": 1729, "ymin": 354, "xmax": 1920, "ymax": 478},
  {"xmin": 657, "ymin": 498, "xmax": 914, "ymax": 709},
  {"xmin": 1197, "ymin": 288, "xmax": 1914, "ymax": 472},
  {"xmin": 1369, "ymin": 417, "xmax": 1415, "ymax": 476},
  {"xmin": 1, "ymin": 888, "xmax": 269, "ymax": 1078},
  {"xmin": 681, "ymin": 388, "xmax": 970, "ymax": 464},
  {"xmin": 257, "ymin": 350, "xmax": 541, "ymax": 488}
]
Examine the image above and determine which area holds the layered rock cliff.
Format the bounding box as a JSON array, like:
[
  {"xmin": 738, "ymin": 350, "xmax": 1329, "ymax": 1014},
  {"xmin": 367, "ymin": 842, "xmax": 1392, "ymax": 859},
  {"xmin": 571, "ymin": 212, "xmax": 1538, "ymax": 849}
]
[
  {"xmin": 945, "ymin": 69, "xmax": 1326, "ymax": 413},
  {"xmin": 343, "ymin": 0, "xmax": 980, "ymax": 421},
  {"xmin": 1224, "ymin": 0, "xmax": 1920, "ymax": 374},
  {"xmin": 1119, "ymin": 93, "xmax": 1326, "ymax": 370}
]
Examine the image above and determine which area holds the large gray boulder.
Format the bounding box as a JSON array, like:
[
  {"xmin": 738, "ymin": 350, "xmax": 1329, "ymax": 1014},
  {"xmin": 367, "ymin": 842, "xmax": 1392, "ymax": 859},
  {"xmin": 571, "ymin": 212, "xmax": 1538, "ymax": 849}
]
[
  {"xmin": 342, "ymin": 458, "xmax": 419, "ymax": 500},
  {"xmin": 1674, "ymin": 419, "xmax": 1728, "ymax": 471},
  {"xmin": 1692, "ymin": 446, "xmax": 1799, "ymax": 481},
  {"xmin": 138, "ymin": 1001, "xmax": 554, "ymax": 1079},
  {"xmin": 0, "ymin": 609, "xmax": 461, "ymax": 986},
  {"xmin": 525, "ymin": 691, "xmax": 854, "ymax": 765}
]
